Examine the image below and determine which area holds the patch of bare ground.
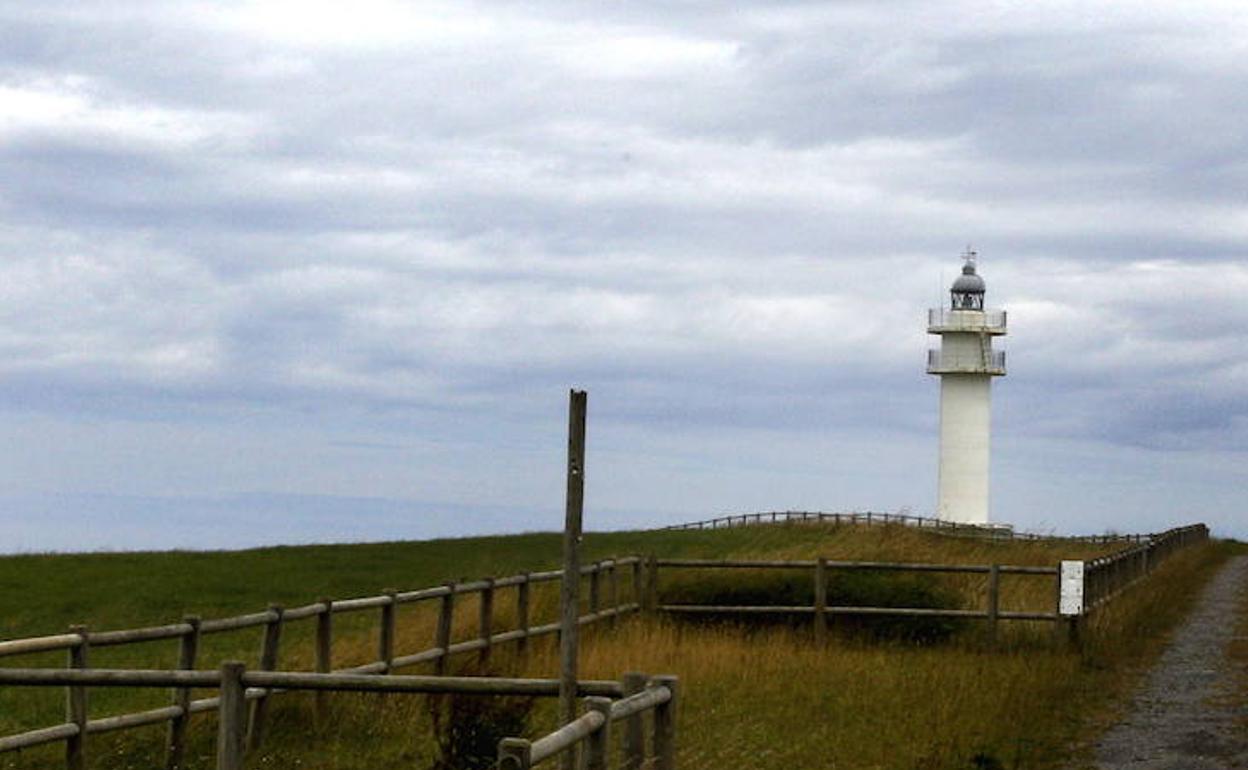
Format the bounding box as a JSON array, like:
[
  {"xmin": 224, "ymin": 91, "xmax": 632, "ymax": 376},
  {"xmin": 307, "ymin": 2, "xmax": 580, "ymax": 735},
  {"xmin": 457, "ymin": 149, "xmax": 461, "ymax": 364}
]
[{"xmin": 1080, "ymin": 554, "xmax": 1248, "ymax": 769}]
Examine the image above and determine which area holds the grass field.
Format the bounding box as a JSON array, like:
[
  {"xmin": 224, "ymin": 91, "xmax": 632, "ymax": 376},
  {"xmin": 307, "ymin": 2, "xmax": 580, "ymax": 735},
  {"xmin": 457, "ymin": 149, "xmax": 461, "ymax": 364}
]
[{"xmin": 0, "ymin": 523, "xmax": 1230, "ymax": 769}]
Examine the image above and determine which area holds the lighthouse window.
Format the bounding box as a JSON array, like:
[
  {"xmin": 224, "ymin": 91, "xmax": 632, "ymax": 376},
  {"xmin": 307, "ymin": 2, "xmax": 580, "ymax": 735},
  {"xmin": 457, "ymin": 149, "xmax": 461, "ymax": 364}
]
[{"xmin": 952, "ymin": 293, "xmax": 982, "ymax": 310}]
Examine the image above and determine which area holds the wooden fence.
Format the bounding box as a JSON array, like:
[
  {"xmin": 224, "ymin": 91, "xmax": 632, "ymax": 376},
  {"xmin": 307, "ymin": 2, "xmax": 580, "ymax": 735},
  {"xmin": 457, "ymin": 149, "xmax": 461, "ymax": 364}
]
[
  {"xmin": 663, "ymin": 510, "xmax": 1154, "ymax": 544},
  {"xmin": 0, "ymin": 663, "xmax": 673, "ymax": 770},
  {"xmin": 1067, "ymin": 523, "xmax": 1209, "ymax": 639},
  {"xmin": 0, "ymin": 556, "xmax": 644, "ymax": 767},
  {"xmin": 497, "ymin": 673, "xmax": 678, "ymax": 770},
  {"xmin": 645, "ymin": 556, "xmax": 1056, "ymax": 642},
  {"xmin": 640, "ymin": 524, "xmax": 1208, "ymax": 644}
]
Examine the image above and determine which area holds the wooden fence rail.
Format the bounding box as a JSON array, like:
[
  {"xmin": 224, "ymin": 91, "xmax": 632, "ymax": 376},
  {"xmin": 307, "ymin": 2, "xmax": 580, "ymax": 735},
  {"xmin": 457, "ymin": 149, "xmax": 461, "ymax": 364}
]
[
  {"xmin": 1084, "ymin": 524, "xmax": 1206, "ymax": 610},
  {"xmin": 0, "ymin": 663, "xmax": 652, "ymax": 770},
  {"xmin": 498, "ymin": 675, "xmax": 678, "ymax": 770},
  {"xmin": 647, "ymin": 557, "xmax": 1060, "ymax": 635},
  {"xmin": 0, "ymin": 556, "xmax": 644, "ymax": 767},
  {"xmin": 663, "ymin": 510, "xmax": 1154, "ymax": 544},
  {"xmin": 643, "ymin": 524, "xmax": 1208, "ymax": 644},
  {"xmin": 0, "ymin": 558, "xmax": 640, "ymax": 660},
  {"xmin": 1056, "ymin": 523, "xmax": 1210, "ymax": 642}
]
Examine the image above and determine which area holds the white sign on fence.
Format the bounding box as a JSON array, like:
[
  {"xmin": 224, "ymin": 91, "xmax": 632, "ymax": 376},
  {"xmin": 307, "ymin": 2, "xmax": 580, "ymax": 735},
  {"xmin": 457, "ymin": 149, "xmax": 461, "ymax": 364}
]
[{"xmin": 1059, "ymin": 560, "xmax": 1085, "ymax": 616}]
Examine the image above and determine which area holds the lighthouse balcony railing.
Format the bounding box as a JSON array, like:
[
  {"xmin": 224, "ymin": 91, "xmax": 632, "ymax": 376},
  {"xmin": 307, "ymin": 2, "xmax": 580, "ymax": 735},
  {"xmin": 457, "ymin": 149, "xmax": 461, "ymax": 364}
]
[
  {"xmin": 927, "ymin": 349, "xmax": 1006, "ymax": 375},
  {"xmin": 927, "ymin": 308, "xmax": 1007, "ymax": 334}
]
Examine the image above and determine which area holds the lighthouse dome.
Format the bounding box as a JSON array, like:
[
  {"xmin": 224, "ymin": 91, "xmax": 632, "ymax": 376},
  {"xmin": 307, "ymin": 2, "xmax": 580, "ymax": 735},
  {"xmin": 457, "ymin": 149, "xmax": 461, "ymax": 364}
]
[
  {"xmin": 950, "ymin": 254, "xmax": 986, "ymax": 310},
  {"xmin": 951, "ymin": 262, "xmax": 985, "ymax": 293}
]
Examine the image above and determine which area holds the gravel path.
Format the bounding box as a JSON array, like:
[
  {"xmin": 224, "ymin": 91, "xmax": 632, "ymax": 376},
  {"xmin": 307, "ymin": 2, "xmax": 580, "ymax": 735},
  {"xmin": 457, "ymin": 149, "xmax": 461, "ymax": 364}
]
[{"xmin": 1086, "ymin": 554, "xmax": 1248, "ymax": 769}]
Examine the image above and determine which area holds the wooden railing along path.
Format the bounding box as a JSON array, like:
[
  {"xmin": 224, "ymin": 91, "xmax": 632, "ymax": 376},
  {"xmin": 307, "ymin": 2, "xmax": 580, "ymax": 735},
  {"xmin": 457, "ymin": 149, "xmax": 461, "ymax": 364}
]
[
  {"xmin": 1079, "ymin": 523, "xmax": 1208, "ymax": 615},
  {"xmin": 663, "ymin": 510, "xmax": 1155, "ymax": 544},
  {"xmin": 0, "ymin": 663, "xmax": 678, "ymax": 770},
  {"xmin": 640, "ymin": 524, "xmax": 1208, "ymax": 644},
  {"xmin": 497, "ymin": 673, "xmax": 678, "ymax": 770},
  {"xmin": 0, "ymin": 556, "xmax": 644, "ymax": 767}
]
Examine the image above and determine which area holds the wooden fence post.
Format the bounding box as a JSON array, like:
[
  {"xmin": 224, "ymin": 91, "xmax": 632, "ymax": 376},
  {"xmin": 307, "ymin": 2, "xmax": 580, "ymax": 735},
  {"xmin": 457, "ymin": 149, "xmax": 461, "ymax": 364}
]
[
  {"xmin": 315, "ymin": 598, "xmax": 332, "ymax": 725},
  {"xmin": 645, "ymin": 555, "xmax": 659, "ymax": 614},
  {"xmin": 1052, "ymin": 565, "xmax": 1064, "ymax": 648},
  {"xmin": 436, "ymin": 583, "xmax": 455, "ymax": 676},
  {"xmin": 498, "ymin": 737, "xmax": 533, "ymax": 770},
  {"xmin": 589, "ymin": 563, "xmax": 602, "ymax": 619},
  {"xmin": 987, "ymin": 564, "xmax": 1000, "ymax": 643},
  {"xmin": 166, "ymin": 615, "xmax": 201, "ymax": 770},
  {"xmin": 584, "ymin": 697, "xmax": 612, "ymax": 770},
  {"xmin": 813, "ymin": 558, "xmax": 827, "ymax": 646},
  {"xmin": 380, "ymin": 589, "xmax": 397, "ymax": 674},
  {"xmin": 479, "ymin": 578, "xmax": 495, "ymax": 667},
  {"xmin": 621, "ymin": 672, "xmax": 646, "ymax": 770},
  {"xmin": 517, "ymin": 573, "xmax": 531, "ymax": 655},
  {"xmin": 1066, "ymin": 615, "xmax": 1082, "ymax": 649},
  {"xmin": 651, "ymin": 675, "xmax": 679, "ymax": 770},
  {"xmin": 217, "ymin": 662, "xmax": 247, "ymax": 770},
  {"xmin": 248, "ymin": 604, "xmax": 284, "ymax": 750},
  {"xmin": 608, "ymin": 559, "xmax": 620, "ymax": 628},
  {"xmin": 631, "ymin": 559, "xmax": 642, "ymax": 609},
  {"xmin": 560, "ymin": 388, "xmax": 588, "ymax": 770},
  {"xmin": 66, "ymin": 625, "xmax": 89, "ymax": 770}
]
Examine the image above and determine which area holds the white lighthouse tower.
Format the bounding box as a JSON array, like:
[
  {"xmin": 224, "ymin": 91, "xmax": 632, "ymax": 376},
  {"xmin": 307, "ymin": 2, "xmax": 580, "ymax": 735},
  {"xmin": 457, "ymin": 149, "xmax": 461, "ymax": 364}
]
[{"xmin": 927, "ymin": 250, "xmax": 1006, "ymax": 524}]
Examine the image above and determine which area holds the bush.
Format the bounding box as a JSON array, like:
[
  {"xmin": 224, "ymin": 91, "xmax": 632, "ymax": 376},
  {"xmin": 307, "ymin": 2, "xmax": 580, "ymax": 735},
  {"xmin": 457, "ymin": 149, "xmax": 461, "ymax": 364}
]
[
  {"xmin": 662, "ymin": 568, "xmax": 966, "ymax": 643},
  {"xmin": 428, "ymin": 664, "xmax": 535, "ymax": 770}
]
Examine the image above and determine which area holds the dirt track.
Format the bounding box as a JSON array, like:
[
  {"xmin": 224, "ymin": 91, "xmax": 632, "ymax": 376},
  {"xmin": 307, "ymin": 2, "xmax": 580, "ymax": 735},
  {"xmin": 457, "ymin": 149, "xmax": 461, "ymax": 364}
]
[{"xmin": 1083, "ymin": 554, "xmax": 1248, "ymax": 769}]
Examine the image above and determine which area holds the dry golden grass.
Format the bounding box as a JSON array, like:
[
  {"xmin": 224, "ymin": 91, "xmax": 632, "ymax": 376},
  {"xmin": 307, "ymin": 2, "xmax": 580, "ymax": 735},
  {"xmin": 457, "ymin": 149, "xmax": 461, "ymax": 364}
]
[
  {"xmin": 517, "ymin": 621, "xmax": 1082, "ymax": 769},
  {"xmin": 515, "ymin": 542, "xmax": 1228, "ymax": 769}
]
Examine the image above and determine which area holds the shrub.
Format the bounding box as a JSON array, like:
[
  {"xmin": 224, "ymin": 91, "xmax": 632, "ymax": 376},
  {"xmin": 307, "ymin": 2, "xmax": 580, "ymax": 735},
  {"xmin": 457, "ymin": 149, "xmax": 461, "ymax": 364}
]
[
  {"xmin": 428, "ymin": 663, "xmax": 535, "ymax": 770},
  {"xmin": 662, "ymin": 568, "xmax": 966, "ymax": 643}
]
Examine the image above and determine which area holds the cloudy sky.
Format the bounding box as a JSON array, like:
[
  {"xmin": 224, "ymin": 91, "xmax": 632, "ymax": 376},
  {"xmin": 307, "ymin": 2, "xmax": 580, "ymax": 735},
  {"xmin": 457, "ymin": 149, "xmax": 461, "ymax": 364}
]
[{"xmin": 1, "ymin": 1, "xmax": 1245, "ymax": 551}]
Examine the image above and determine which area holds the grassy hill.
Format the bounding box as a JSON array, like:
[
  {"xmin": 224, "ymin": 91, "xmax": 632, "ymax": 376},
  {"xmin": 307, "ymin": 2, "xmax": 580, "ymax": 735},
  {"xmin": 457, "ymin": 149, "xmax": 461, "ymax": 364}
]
[{"xmin": 0, "ymin": 523, "xmax": 1232, "ymax": 769}]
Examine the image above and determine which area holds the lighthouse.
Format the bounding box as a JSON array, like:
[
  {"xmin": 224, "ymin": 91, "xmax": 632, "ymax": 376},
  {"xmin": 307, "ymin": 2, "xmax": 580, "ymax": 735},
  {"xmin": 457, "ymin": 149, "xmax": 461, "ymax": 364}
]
[{"xmin": 926, "ymin": 250, "xmax": 1006, "ymax": 524}]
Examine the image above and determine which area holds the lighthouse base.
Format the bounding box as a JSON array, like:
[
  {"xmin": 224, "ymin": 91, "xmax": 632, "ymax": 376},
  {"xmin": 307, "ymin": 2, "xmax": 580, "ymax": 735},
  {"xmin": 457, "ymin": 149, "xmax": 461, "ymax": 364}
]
[{"xmin": 937, "ymin": 374, "xmax": 991, "ymax": 524}]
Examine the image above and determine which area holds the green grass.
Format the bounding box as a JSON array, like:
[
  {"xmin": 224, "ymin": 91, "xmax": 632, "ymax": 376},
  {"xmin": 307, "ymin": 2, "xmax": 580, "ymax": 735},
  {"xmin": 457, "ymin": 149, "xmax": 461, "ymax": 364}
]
[
  {"xmin": 0, "ymin": 525, "xmax": 1116, "ymax": 640},
  {"xmin": 0, "ymin": 524, "xmax": 1224, "ymax": 769}
]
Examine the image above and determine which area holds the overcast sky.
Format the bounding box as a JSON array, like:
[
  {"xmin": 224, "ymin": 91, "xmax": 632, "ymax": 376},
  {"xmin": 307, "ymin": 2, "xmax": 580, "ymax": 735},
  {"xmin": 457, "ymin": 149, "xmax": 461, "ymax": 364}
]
[{"xmin": 1, "ymin": 1, "xmax": 1245, "ymax": 551}]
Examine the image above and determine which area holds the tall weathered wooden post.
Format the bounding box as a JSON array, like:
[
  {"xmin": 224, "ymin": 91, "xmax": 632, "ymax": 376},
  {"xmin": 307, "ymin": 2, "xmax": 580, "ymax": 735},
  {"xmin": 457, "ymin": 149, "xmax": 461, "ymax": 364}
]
[{"xmin": 559, "ymin": 389, "xmax": 587, "ymax": 770}]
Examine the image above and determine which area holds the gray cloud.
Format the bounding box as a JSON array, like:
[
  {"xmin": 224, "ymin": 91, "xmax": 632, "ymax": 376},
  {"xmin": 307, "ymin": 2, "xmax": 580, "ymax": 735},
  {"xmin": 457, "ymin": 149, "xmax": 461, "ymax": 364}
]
[{"xmin": 0, "ymin": 1, "xmax": 1246, "ymax": 548}]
